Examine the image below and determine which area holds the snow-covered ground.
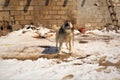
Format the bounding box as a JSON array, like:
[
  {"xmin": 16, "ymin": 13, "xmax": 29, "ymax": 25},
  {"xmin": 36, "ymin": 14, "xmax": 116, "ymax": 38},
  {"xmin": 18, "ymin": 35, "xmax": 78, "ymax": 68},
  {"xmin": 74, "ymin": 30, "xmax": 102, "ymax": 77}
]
[{"xmin": 0, "ymin": 27, "xmax": 120, "ymax": 80}]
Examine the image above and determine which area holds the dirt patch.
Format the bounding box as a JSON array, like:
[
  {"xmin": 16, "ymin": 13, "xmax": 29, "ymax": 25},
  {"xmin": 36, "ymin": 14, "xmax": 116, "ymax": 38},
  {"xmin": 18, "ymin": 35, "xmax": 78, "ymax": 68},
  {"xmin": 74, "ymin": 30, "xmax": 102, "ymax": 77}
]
[
  {"xmin": 0, "ymin": 51, "xmax": 90, "ymax": 61},
  {"xmin": 62, "ymin": 74, "xmax": 74, "ymax": 80},
  {"xmin": 81, "ymin": 34, "xmax": 90, "ymax": 37},
  {"xmin": 1, "ymin": 53, "xmax": 72, "ymax": 61},
  {"xmin": 79, "ymin": 40, "xmax": 88, "ymax": 43},
  {"xmin": 79, "ymin": 34, "xmax": 114, "ymax": 43},
  {"xmin": 1, "ymin": 54, "xmax": 40, "ymax": 61},
  {"xmin": 0, "ymin": 47, "xmax": 90, "ymax": 61},
  {"xmin": 99, "ymin": 56, "xmax": 120, "ymax": 69}
]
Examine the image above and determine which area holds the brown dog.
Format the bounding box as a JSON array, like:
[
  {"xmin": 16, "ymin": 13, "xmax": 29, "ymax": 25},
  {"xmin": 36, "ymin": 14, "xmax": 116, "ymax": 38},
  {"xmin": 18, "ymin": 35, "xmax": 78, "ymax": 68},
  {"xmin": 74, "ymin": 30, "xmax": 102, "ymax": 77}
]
[{"xmin": 56, "ymin": 20, "xmax": 74, "ymax": 53}]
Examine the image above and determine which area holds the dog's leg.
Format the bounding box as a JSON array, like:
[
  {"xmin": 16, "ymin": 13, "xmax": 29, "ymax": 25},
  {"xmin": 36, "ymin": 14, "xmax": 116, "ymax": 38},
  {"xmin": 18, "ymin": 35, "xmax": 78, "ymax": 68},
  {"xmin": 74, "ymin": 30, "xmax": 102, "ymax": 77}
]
[
  {"xmin": 69, "ymin": 41, "xmax": 71, "ymax": 53},
  {"xmin": 59, "ymin": 42, "xmax": 63, "ymax": 53},
  {"xmin": 56, "ymin": 32, "xmax": 59, "ymax": 50},
  {"xmin": 66, "ymin": 42, "xmax": 69, "ymax": 49},
  {"xmin": 56, "ymin": 40, "xmax": 59, "ymax": 53},
  {"xmin": 56, "ymin": 39, "xmax": 58, "ymax": 48},
  {"xmin": 69, "ymin": 40, "xmax": 73, "ymax": 53},
  {"xmin": 70, "ymin": 34, "xmax": 74, "ymax": 53}
]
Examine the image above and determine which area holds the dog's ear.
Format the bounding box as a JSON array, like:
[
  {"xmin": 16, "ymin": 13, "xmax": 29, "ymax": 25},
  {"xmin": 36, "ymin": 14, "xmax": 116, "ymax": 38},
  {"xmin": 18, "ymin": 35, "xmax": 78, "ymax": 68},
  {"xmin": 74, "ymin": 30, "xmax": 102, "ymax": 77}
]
[
  {"xmin": 68, "ymin": 22, "xmax": 74, "ymax": 29},
  {"xmin": 69, "ymin": 22, "xmax": 74, "ymax": 31},
  {"xmin": 69, "ymin": 22, "xmax": 72, "ymax": 27}
]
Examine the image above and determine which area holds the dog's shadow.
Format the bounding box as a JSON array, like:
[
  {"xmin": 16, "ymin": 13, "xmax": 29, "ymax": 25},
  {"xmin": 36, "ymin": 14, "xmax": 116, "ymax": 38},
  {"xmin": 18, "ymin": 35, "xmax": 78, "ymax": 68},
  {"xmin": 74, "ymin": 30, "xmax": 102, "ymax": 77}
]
[{"xmin": 39, "ymin": 45, "xmax": 59, "ymax": 54}]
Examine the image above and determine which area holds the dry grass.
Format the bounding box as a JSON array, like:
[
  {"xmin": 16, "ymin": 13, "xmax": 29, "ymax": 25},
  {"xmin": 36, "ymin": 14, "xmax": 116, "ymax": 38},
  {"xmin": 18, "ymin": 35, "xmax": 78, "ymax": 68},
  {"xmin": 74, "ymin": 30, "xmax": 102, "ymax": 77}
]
[
  {"xmin": 99, "ymin": 56, "xmax": 120, "ymax": 69},
  {"xmin": 1, "ymin": 53, "xmax": 72, "ymax": 61}
]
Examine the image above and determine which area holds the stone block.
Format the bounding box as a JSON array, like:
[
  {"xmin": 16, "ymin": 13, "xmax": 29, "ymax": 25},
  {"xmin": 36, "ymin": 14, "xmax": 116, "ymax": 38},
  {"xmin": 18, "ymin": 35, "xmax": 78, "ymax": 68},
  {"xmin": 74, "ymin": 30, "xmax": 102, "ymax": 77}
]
[
  {"xmin": 112, "ymin": 0, "xmax": 120, "ymax": 3},
  {"xmin": 12, "ymin": 24, "xmax": 22, "ymax": 30},
  {"xmin": 38, "ymin": 1, "xmax": 46, "ymax": 5},
  {"xmin": 0, "ymin": 11, "xmax": 9, "ymax": 17},
  {"xmin": 21, "ymin": 11, "xmax": 31, "ymax": 15},
  {"xmin": 57, "ymin": 2, "xmax": 64, "ymax": 6},
  {"xmin": 44, "ymin": 15, "xmax": 52, "ymax": 19},
  {"xmin": 49, "ymin": 20, "xmax": 57, "ymax": 25},
  {"xmin": 49, "ymin": 11, "xmax": 57, "ymax": 14},
  {"xmin": 52, "ymin": 15, "xmax": 61, "ymax": 19},
  {"xmin": 42, "ymin": 11, "xmax": 49, "ymax": 14},
  {"xmin": 0, "ymin": 0, "xmax": 4, "ymax": 5},
  {"xmin": 20, "ymin": 20, "xmax": 31, "ymax": 25},
  {"xmin": 9, "ymin": 16, "xmax": 14, "ymax": 21},
  {"xmin": 34, "ymin": 6, "xmax": 40, "ymax": 10},
  {"xmin": 58, "ymin": 11, "xmax": 66, "ymax": 15},
  {"xmin": 0, "ymin": 6, "xmax": 3, "ymax": 10},
  {"xmin": 14, "ymin": 6, "xmax": 24, "ymax": 10},
  {"xmin": 60, "ymin": 15, "xmax": 67, "ymax": 20},
  {"xmin": 30, "ymin": 11, "xmax": 34, "ymax": 15},
  {"xmin": 15, "ymin": 16, "xmax": 24, "ymax": 20},
  {"xmin": 50, "ymin": 1, "xmax": 57, "ymax": 5},
  {"xmin": 44, "ymin": 6, "xmax": 52, "ymax": 10},
  {"xmin": 116, "ymin": 3, "xmax": 120, "ymax": 7},
  {"xmin": 52, "ymin": 6, "xmax": 61, "ymax": 10},
  {"xmin": 25, "ymin": 16, "xmax": 33, "ymax": 20},
  {"xmin": 19, "ymin": 1, "xmax": 26, "ymax": 6},
  {"xmin": 10, "ymin": 11, "xmax": 21, "ymax": 16},
  {"xmin": 10, "ymin": 0, "xmax": 19, "ymax": 6},
  {"xmin": 27, "ymin": 6, "xmax": 33, "ymax": 10},
  {"xmin": 2, "ymin": 6, "xmax": 12, "ymax": 10}
]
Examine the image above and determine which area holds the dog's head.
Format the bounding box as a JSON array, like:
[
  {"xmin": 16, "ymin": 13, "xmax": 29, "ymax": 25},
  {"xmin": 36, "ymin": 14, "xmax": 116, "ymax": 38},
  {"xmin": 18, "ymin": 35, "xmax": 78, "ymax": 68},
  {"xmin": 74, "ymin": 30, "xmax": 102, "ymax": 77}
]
[
  {"xmin": 64, "ymin": 20, "xmax": 73, "ymax": 30},
  {"xmin": 59, "ymin": 20, "xmax": 74, "ymax": 34}
]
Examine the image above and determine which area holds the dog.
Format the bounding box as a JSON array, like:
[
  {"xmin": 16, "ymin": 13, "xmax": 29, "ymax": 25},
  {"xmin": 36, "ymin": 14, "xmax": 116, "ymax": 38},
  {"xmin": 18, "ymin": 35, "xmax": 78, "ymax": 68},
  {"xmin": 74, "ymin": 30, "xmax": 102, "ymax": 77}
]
[{"xmin": 56, "ymin": 20, "xmax": 74, "ymax": 53}]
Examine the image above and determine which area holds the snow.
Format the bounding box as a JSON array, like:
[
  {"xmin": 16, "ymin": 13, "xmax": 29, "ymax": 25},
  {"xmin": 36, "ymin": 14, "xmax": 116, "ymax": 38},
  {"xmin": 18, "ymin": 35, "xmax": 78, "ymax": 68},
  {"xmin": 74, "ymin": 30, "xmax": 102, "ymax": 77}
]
[{"xmin": 0, "ymin": 27, "xmax": 120, "ymax": 80}]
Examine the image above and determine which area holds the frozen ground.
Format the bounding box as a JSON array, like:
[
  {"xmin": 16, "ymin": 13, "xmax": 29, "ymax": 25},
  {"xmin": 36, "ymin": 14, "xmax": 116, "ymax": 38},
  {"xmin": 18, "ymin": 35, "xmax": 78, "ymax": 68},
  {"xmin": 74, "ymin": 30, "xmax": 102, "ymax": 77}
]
[{"xmin": 0, "ymin": 28, "xmax": 120, "ymax": 80}]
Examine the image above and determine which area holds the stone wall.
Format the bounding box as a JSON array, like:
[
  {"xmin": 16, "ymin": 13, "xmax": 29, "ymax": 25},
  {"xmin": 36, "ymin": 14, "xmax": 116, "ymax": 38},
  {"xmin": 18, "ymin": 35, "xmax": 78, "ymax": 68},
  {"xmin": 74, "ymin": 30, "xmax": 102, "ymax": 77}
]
[
  {"xmin": 77, "ymin": 0, "xmax": 120, "ymax": 30},
  {"xmin": 0, "ymin": 0, "xmax": 120, "ymax": 32},
  {"xmin": 0, "ymin": 0, "xmax": 33, "ymax": 30},
  {"xmin": 33, "ymin": 0, "xmax": 77, "ymax": 27},
  {"xmin": 0, "ymin": 0, "xmax": 77, "ymax": 31}
]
